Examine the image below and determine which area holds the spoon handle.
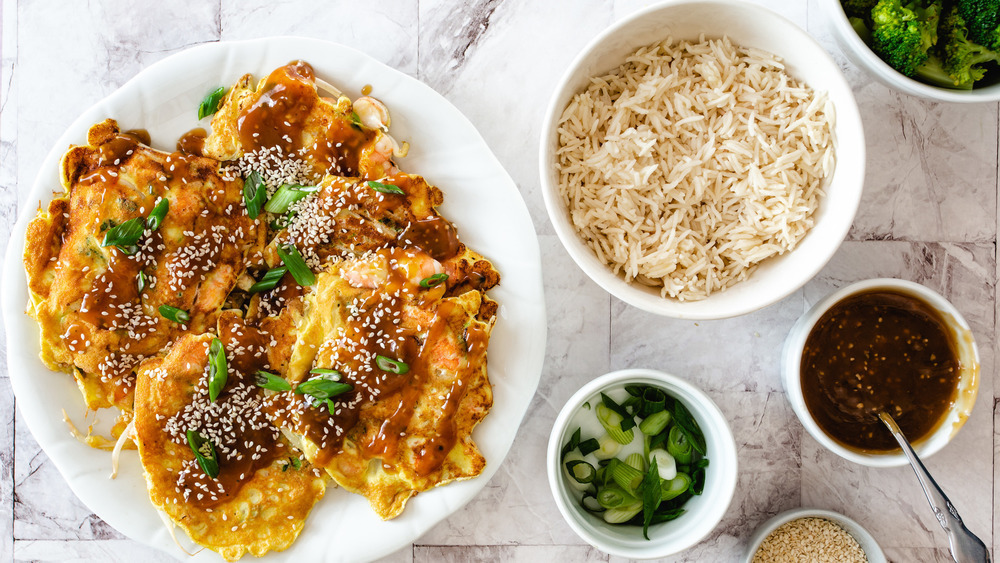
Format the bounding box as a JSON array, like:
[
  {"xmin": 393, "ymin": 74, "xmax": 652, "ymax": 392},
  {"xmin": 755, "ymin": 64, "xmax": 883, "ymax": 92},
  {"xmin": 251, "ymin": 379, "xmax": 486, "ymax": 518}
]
[{"xmin": 879, "ymin": 413, "xmax": 991, "ymax": 563}]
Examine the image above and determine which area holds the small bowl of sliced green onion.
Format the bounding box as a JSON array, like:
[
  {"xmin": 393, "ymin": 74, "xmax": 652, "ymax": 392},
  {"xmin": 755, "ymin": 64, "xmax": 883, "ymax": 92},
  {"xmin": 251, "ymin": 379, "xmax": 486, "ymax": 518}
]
[{"xmin": 547, "ymin": 368, "xmax": 738, "ymax": 559}]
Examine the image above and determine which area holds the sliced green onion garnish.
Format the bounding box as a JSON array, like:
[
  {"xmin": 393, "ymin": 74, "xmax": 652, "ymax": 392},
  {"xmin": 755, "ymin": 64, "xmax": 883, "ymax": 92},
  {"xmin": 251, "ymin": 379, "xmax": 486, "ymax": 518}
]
[
  {"xmin": 137, "ymin": 270, "xmax": 147, "ymax": 293},
  {"xmin": 578, "ymin": 438, "xmax": 600, "ymax": 457},
  {"xmin": 101, "ymin": 217, "xmax": 144, "ymax": 248},
  {"xmin": 146, "ymin": 197, "xmax": 169, "ymax": 231},
  {"xmin": 185, "ymin": 430, "xmax": 220, "ymax": 478},
  {"xmin": 367, "ymin": 180, "xmax": 404, "ymax": 195},
  {"xmin": 650, "ymin": 448, "xmax": 677, "ymax": 481},
  {"xmin": 640, "ymin": 387, "xmax": 667, "ymax": 417},
  {"xmin": 672, "ymin": 400, "xmax": 707, "ymax": 455},
  {"xmin": 690, "ymin": 460, "xmax": 709, "ymax": 495},
  {"xmin": 604, "ymin": 502, "xmax": 643, "ymax": 524},
  {"xmin": 198, "ymin": 86, "xmax": 226, "ymax": 120},
  {"xmin": 610, "ymin": 457, "xmax": 643, "ymax": 493},
  {"xmin": 243, "ymin": 170, "xmax": 266, "ymax": 219},
  {"xmin": 596, "ymin": 403, "xmax": 634, "ymax": 445},
  {"xmin": 593, "ymin": 434, "xmax": 623, "ymax": 460},
  {"xmin": 309, "ymin": 368, "xmax": 342, "ymax": 380},
  {"xmin": 650, "ymin": 507, "xmax": 686, "ymax": 524},
  {"xmin": 264, "ymin": 184, "xmax": 318, "ymax": 214},
  {"xmin": 295, "ymin": 378, "xmax": 352, "ymax": 400},
  {"xmin": 601, "ymin": 393, "xmax": 637, "ymax": 432},
  {"xmin": 289, "ymin": 456, "xmax": 302, "ymax": 470},
  {"xmin": 641, "ymin": 456, "xmax": 662, "ymax": 539},
  {"xmin": 375, "ymin": 355, "xmax": 409, "ymax": 374},
  {"xmin": 565, "ymin": 460, "xmax": 596, "ymax": 484},
  {"xmin": 119, "ymin": 244, "xmax": 139, "ymax": 256},
  {"xmin": 581, "ymin": 492, "xmax": 605, "ymax": 513},
  {"xmin": 158, "ymin": 304, "xmax": 190, "ymax": 324},
  {"xmin": 660, "ymin": 472, "xmax": 692, "ymax": 501},
  {"xmin": 624, "ymin": 384, "xmax": 644, "ymax": 397},
  {"xmin": 667, "ymin": 426, "xmax": 694, "ymax": 465},
  {"xmin": 624, "ymin": 453, "xmax": 646, "ymax": 472},
  {"xmin": 255, "ymin": 370, "xmax": 292, "ymax": 392},
  {"xmin": 418, "ymin": 273, "xmax": 448, "ymax": 288},
  {"xmin": 276, "ymin": 244, "xmax": 316, "ymax": 286},
  {"xmin": 561, "ymin": 428, "xmax": 581, "ymax": 460},
  {"xmin": 207, "ymin": 338, "xmax": 227, "ymax": 403},
  {"xmin": 248, "ymin": 267, "xmax": 288, "ymax": 294},
  {"xmin": 639, "ymin": 410, "xmax": 671, "ymax": 436},
  {"xmin": 597, "ymin": 485, "xmax": 636, "ymax": 510}
]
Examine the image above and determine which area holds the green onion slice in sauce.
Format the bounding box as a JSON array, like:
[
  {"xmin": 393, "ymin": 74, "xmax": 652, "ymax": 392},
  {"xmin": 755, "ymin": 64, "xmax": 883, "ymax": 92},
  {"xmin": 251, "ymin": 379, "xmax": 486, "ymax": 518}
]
[
  {"xmin": 145, "ymin": 198, "xmax": 169, "ymax": 231},
  {"xmin": 185, "ymin": 430, "xmax": 220, "ymax": 478},
  {"xmin": 248, "ymin": 267, "xmax": 287, "ymax": 294},
  {"xmin": 367, "ymin": 181, "xmax": 404, "ymax": 195},
  {"xmin": 309, "ymin": 368, "xmax": 342, "ymax": 380},
  {"xmin": 207, "ymin": 338, "xmax": 227, "ymax": 403},
  {"xmin": 375, "ymin": 355, "xmax": 409, "ymax": 374},
  {"xmin": 243, "ymin": 170, "xmax": 266, "ymax": 219},
  {"xmin": 255, "ymin": 370, "xmax": 292, "ymax": 392},
  {"xmin": 198, "ymin": 86, "xmax": 226, "ymax": 120},
  {"xmin": 276, "ymin": 244, "xmax": 316, "ymax": 287},
  {"xmin": 295, "ymin": 378, "xmax": 352, "ymax": 400},
  {"xmin": 419, "ymin": 273, "xmax": 448, "ymax": 288},
  {"xmin": 101, "ymin": 217, "xmax": 144, "ymax": 249},
  {"xmin": 158, "ymin": 305, "xmax": 190, "ymax": 324},
  {"xmin": 264, "ymin": 184, "xmax": 318, "ymax": 214}
]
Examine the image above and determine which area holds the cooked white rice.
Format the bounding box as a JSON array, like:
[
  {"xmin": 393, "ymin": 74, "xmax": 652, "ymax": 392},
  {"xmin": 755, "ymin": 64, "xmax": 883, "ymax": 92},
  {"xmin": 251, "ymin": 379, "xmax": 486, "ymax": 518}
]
[{"xmin": 556, "ymin": 35, "xmax": 835, "ymax": 301}]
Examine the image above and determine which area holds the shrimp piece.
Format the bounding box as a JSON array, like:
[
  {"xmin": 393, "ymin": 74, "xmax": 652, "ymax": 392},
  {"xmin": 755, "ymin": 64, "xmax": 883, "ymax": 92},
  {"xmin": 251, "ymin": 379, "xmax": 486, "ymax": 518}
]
[
  {"xmin": 341, "ymin": 254, "xmax": 389, "ymax": 289},
  {"xmin": 341, "ymin": 250, "xmax": 443, "ymax": 289},
  {"xmin": 360, "ymin": 132, "xmax": 402, "ymax": 179},
  {"xmin": 353, "ymin": 96, "xmax": 390, "ymax": 130}
]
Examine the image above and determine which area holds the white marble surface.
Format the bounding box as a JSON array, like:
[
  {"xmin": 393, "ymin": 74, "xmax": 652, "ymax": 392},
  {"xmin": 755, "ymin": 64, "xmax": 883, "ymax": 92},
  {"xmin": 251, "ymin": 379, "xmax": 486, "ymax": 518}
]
[{"xmin": 0, "ymin": 1, "xmax": 997, "ymax": 562}]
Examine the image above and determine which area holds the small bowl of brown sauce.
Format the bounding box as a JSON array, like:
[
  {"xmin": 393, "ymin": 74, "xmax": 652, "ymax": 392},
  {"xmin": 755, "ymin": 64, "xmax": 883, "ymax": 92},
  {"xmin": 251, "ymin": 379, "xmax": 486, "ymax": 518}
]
[{"xmin": 782, "ymin": 278, "xmax": 980, "ymax": 467}]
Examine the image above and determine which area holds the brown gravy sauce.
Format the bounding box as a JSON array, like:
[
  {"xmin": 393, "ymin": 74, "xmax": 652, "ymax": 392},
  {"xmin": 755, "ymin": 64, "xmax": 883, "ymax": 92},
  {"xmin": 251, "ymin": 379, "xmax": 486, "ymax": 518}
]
[
  {"xmin": 234, "ymin": 60, "xmax": 377, "ymax": 178},
  {"xmin": 176, "ymin": 318, "xmax": 285, "ymax": 509},
  {"xmin": 177, "ymin": 127, "xmax": 207, "ymax": 156},
  {"xmin": 801, "ymin": 289, "xmax": 961, "ymax": 452}
]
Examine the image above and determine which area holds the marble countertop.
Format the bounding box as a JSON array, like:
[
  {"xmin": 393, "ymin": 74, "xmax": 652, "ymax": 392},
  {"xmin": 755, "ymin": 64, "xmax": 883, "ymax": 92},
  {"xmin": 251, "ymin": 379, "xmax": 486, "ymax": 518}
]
[{"xmin": 0, "ymin": 0, "xmax": 996, "ymax": 561}]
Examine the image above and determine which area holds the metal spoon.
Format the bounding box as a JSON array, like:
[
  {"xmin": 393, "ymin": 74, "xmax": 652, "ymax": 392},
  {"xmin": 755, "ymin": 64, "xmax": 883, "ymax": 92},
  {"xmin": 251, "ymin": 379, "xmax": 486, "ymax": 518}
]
[{"xmin": 878, "ymin": 411, "xmax": 991, "ymax": 563}]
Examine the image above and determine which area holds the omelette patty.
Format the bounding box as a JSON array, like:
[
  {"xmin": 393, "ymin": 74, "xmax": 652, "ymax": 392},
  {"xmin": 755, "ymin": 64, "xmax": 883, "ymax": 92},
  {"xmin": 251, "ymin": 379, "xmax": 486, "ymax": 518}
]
[
  {"xmin": 24, "ymin": 119, "xmax": 262, "ymax": 412},
  {"xmin": 266, "ymin": 248, "xmax": 495, "ymax": 519}
]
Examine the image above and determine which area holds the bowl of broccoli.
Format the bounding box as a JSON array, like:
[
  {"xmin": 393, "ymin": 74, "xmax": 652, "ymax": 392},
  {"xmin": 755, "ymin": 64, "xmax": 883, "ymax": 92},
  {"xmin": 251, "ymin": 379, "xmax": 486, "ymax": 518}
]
[{"xmin": 822, "ymin": 0, "xmax": 1000, "ymax": 101}]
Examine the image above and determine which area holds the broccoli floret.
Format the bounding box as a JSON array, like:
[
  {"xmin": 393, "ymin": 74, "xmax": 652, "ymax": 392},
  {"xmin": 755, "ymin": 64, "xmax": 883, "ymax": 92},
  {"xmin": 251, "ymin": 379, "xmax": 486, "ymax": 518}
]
[
  {"xmin": 870, "ymin": 0, "xmax": 941, "ymax": 76},
  {"xmin": 914, "ymin": 54, "xmax": 971, "ymax": 88},
  {"xmin": 956, "ymin": 0, "xmax": 1000, "ymax": 50},
  {"xmin": 940, "ymin": 7, "xmax": 1000, "ymax": 88},
  {"xmin": 850, "ymin": 16, "xmax": 874, "ymax": 43},
  {"xmin": 843, "ymin": 0, "xmax": 879, "ymax": 24}
]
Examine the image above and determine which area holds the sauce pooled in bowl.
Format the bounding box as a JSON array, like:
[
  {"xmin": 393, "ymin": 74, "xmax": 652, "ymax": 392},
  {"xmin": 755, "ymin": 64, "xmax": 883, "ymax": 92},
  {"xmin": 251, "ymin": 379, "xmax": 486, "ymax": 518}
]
[{"xmin": 800, "ymin": 289, "xmax": 961, "ymax": 452}]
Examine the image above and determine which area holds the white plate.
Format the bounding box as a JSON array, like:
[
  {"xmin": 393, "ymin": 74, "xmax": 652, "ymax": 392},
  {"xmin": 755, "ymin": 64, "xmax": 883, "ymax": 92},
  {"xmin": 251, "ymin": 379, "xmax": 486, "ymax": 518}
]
[{"xmin": 1, "ymin": 37, "xmax": 546, "ymax": 562}]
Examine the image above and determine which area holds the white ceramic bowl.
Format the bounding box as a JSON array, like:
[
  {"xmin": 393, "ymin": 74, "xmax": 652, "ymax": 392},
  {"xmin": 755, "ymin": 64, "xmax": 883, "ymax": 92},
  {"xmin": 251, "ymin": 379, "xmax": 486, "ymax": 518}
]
[
  {"xmin": 781, "ymin": 278, "xmax": 980, "ymax": 467},
  {"xmin": 818, "ymin": 0, "xmax": 1000, "ymax": 102},
  {"xmin": 546, "ymin": 369, "xmax": 738, "ymax": 559},
  {"xmin": 539, "ymin": 0, "xmax": 865, "ymax": 320},
  {"xmin": 743, "ymin": 508, "xmax": 886, "ymax": 563}
]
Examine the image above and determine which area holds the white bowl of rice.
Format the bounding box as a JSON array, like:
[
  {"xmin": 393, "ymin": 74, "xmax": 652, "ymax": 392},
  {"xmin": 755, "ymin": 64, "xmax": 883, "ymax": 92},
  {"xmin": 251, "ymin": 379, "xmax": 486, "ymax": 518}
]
[
  {"xmin": 540, "ymin": 0, "xmax": 865, "ymax": 319},
  {"xmin": 743, "ymin": 508, "xmax": 885, "ymax": 563}
]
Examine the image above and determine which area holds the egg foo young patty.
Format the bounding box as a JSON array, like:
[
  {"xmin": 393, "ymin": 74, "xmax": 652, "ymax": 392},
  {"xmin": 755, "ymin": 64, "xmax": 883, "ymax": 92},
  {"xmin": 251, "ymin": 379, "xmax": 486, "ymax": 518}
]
[
  {"xmin": 23, "ymin": 119, "xmax": 261, "ymax": 415},
  {"xmin": 134, "ymin": 334, "xmax": 327, "ymax": 562},
  {"xmin": 556, "ymin": 36, "xmax": 834, "ymax": 301},
  {"xmin": 23, "ymin": 60, "xmax": 501, "ymax": 558}
]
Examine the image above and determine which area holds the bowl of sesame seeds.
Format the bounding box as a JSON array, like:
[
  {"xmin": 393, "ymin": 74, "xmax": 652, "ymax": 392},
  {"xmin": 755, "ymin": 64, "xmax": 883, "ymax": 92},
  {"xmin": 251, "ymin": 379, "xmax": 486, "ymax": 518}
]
[{"xmin": 743, "ymin": 508, "xmax": 885, "ymax": 563}]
